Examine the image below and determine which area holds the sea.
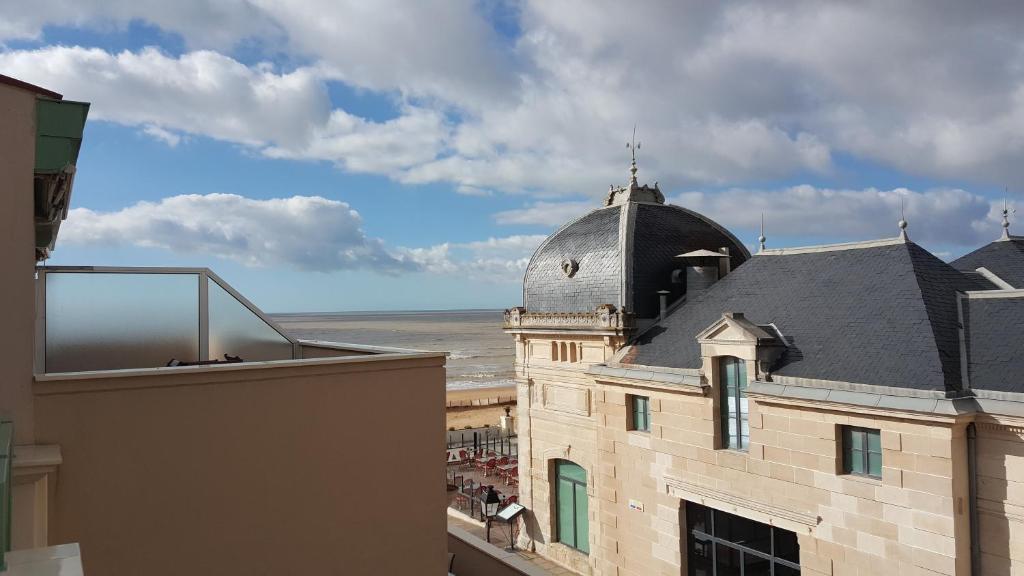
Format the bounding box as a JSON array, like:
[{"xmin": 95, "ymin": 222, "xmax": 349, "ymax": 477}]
[{"xmin": 271, "ymin": 309, "xmax": 514, "ymax": 390}]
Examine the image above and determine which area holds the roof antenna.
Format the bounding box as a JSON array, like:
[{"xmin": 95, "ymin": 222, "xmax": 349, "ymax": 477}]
[
  {"xmin": 1000, "ymin": 194, "xmax": 1015, "ymax": 241},
  {"xmin": 898, "ymin": 194, "xmax": 909, "ymax": 241},
  {"xmin": 758, "ymin": 212, "xmax": 766, "ymax": 252},
  {"xmin": 626, "ymin": 124, "xmax": 640, "ymax": 186}
]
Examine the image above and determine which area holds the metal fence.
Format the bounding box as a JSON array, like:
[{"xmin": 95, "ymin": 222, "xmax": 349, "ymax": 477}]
[{"xmin": 447, "ymin": 427, "xmax": 517, "ymax": 458}]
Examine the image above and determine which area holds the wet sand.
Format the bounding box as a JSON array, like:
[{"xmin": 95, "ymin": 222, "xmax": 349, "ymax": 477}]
[{"xmin": 271, "ymin": 310, "xmax": 516, "ymax": 429}]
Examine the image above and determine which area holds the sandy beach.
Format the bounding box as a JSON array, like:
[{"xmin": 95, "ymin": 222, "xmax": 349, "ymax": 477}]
[{"xmin": 445, "ymin": 384, "xmax": 516, "ymax": 430}]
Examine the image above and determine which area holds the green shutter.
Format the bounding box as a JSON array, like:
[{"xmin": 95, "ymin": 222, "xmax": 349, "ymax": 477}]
[
  {"xmin": 575, "ymin": 483, "xmax": 589, "ymax": 553},
  {"xmin": 557, "ymin": 477, "xmax": 575, "ymax": 547},
  {"xmin": 867, "ymin": 430, "xmax": 882, "ymax": 477},
  {"xmin": 555, "ymin": 461, "xmax": 589, "ymax": 553}
]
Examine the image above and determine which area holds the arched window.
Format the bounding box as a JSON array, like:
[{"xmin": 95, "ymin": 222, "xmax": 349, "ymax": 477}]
[
  {"xmin": 569, "ymin": 343, "xmax": 578, "ymax": 363},
  {"xmin": 720, "ymin": 356, "xmax": 748, "ymax": 450},
  {"xmin": 551, "ymin": 341, "xmax": 558, "ymax": 361},
  {"xmin": 560, "ymin": 342, "xmax": 568, "ymax": 362},
  {"xmin": 555, "ymin": 460, "xmax": 589, "ymax": 553}
]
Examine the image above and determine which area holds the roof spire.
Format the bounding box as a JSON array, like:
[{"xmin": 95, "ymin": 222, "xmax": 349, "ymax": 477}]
[
  {"xmin": 758, "ymin": 212, "xmax": 766, "ymax": 252},
  {"xmin": 626, "ymin": 124, "xmax": 640, "ymax": 187},
  {"xmin": 898, "ymin": 195, "xmax": 909, "ymax": 241},
  {"xmin": 1000, "ymin": 195, "xmax": 1014, "ymax": 241}
]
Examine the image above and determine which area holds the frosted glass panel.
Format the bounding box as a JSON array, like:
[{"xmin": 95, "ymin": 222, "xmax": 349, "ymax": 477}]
[
  {"xmin": 46, "ymin": 273, "xmax": 200, "ymax": 372},
  {"xmin": 208, "ymin": 278, "xmax": 292, "ymax": 362}
]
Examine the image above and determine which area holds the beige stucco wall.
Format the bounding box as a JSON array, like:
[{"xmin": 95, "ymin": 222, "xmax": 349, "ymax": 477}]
[
  {"xmin": 512, "ymin": 329, "xmax": 1007, "ymax": 576},
  {"xmin": 0, "ymin": 83, "xmax": 39, "ymax": 444},
  {"xmin": 33, "ymin": 354, "xmax": 448, "ymax": 576}
]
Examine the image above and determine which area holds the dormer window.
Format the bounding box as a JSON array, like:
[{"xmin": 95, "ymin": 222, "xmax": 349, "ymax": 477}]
[{"xmin": 719, "ymin": 356, "xmax": 748, "ymax": 450}]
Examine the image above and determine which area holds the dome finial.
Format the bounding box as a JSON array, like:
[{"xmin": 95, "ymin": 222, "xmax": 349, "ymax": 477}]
[
  {"xmin": 1000, "ymin": 195, "xmax": 1015, "ymax": 241},
  {"xmin": 758, "ymin": 212, "xmax": 766, "ymax": 252},
  {"xmin": 626, "ymin": 124, "xmax": 640, "ymax": 187},
  {"xmin": 898, "ymin": 194, "xmax": 909, "ymax": 241}
]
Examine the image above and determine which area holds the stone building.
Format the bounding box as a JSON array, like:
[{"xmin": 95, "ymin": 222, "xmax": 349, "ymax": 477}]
[{"xmin": 504, "ymin": 159, "xmax": 1024, "ymax": 575}]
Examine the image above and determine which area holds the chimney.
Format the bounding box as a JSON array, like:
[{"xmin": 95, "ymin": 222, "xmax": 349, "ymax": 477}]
[
  {"xmin": 675, "ymin": 249, "xmax": 726, "ymax": 300},
  {"xmin": 657, "ymin": 290, "xmax": 670, "ymax": 320},
  {"xmin": 686, "ymin": 264, "xmax": 719, "ymax": 296}
]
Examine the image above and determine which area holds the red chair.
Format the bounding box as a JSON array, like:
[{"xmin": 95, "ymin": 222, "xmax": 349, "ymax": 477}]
[
  {"xmin": 503, "ymin": 466, "xmax": 518, "ymax": 486},
  {"xmin": 501, "ymin": 494, "xmax": 518, "ymax": 507},
  {"xmin": 484, "ymin": 459, "xmax": 498, "ymax": 477}
]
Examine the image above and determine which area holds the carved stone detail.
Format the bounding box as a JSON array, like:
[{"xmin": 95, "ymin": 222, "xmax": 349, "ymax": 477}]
[{"xmin": 503, "ymin": 305, "xmax": 634, "ymax": 331}]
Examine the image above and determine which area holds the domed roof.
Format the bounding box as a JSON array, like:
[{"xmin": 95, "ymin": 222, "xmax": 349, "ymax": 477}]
[{"xmin": 522, "ymin": 162, "xmax": 750, "ymax": 318}]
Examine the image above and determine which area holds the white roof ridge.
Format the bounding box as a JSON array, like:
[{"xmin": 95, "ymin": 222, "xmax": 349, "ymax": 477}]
[{"xmin": 756, "ymin": 236, "xmax": 905, "ymax": 256}]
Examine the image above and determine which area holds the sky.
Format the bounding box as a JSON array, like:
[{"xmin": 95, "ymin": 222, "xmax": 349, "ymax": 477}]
[{"xmin": 1, "ymin": 0, "xmax": 1022, "ymax": 312}]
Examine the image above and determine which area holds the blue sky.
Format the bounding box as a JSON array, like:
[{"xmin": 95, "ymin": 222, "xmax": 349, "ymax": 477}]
[{"xmin": 1, "ymin": 2, "xmax": 1021, "ymax": 312}]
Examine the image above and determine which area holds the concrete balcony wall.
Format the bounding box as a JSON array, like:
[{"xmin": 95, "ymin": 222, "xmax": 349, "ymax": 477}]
[
  {"xmin": 32, "ymin": 352, "xmax": 447, "ymax": 576},
  {"xmin": 447, "ymin": 526, "xmax": 548, "ymax": 576},
  {"xmin": 0, "ymin": 82, "xmax": 39, "ymax": 445}
]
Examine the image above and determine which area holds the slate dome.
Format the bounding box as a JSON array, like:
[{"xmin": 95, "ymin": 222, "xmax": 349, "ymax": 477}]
[{"xmin": 522, "ymin": 161, "xmax": 750, "ymax": 319}]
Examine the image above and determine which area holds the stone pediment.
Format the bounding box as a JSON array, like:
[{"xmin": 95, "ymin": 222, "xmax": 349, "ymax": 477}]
[{"xmin": 696, "ymin": 312, "xmax": 776, "ymax": 345}]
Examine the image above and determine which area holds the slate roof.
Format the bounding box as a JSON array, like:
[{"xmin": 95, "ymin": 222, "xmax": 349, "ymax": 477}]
[
  {"xmin": 523, "ymin": 202, "xmax": 749, "ymax": 317},
  {"xmin": 963, "ymin": 295, "xmax": 1024, "ymax": 393},
  {"xmin": 951, "ymin": 237, "xmax": 1024, "ymax": 288},
  {"xmin": 624, "ymin": 240, "xmax": 990, "ymax": 393}
]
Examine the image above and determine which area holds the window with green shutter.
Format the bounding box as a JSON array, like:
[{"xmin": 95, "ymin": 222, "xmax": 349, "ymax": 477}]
[
  {"xmin": 842, "ymin": 426, "xmax": 882, "ymax": 478},
  {"xmin": 629, "ymin": 395, "xmax": 650, "ymax": 432},
  {"xmin": 555, "ymin": 460, "xmax": 589, "ymax": 554},
  {"xmin": 719, "ymin": 356, "xmax": 748, "ymax": 450}
]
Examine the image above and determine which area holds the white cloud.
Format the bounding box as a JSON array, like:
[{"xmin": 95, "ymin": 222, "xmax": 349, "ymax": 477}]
[
  {"xmin": 5, "ymin": 2, "xmax": 1024, "ymax": 194},
  {"xmin": 142, "ymin": 125, "xmax": 182, "ymax": 147},
  {"xmin": 60, "ymin": 193, "xmax": 544, "ymax": 278},
  {"xmin": 62, "ymin": 194, "xmax": 415, "ymax": 272},
  {"xmin": 398, "ymin": 234, "xmax": 547, "ymax": 283},
  {"xmin": 493, "ymin": 201, "xmax": 593, "ymax": 227},
  {"xmin": 670, "ymin": 186, "xmax": 1002, "ymax": 247}
]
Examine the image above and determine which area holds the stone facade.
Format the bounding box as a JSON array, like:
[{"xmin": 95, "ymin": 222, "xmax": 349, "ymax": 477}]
[{"xmin": 506, "ymin": 318, "xmax": 1024, "ymax": 575}]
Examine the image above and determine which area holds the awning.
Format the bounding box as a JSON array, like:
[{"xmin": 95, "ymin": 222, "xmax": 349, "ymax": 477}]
[{"xmin": 34, "ymin": 98, "xmax": 90, "ymax": 260}]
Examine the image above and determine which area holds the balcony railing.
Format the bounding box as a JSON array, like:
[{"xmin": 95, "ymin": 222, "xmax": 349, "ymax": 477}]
[
  {"xmin": 503, "ymin": 305, "xmax": 634, "ymax": 331},
  {"xmin": 36, "ymin": 267, "xmax": 298, "ymax": 374}
]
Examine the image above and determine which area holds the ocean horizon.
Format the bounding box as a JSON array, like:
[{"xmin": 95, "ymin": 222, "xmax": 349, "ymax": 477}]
[{"xmin": 271, "ymin": 309, "xmax": 514, "ymax": 390}]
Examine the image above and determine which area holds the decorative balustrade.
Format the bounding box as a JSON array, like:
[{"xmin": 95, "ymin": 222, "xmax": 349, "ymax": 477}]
[{"xmin": 502, "ymin": 305, "xmax": 634, "ymax": 331}]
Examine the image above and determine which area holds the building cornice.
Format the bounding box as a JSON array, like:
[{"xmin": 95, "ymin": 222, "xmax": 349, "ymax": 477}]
[
  {"xmin": 503, "ymin": 306, "xmax": 635, "ymax": 333},
  {"xmin": 588, "ymin": 363, "xmax": 705, "ymax": 391}
]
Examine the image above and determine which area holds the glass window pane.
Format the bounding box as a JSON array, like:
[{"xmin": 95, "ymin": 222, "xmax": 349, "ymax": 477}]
[
  {"xmin": 721, "ymin": 357, "xmax": 736, "ymax": 387},
  {"xmin": 714, "ymin": 509, "xmax": 771, "ymax": 553},
  {"xmin": 557, "ymin": 478, "xmax": 575, "ymax": 548},
  {"xmin": 868, "ymin": 451, "xmax": 882, "ymax": 477},
  {"xmin": 850, "ymin": 448, "xmax": 865, "ymax": 474},
  {"xmin": 690, "ymin": 534, "xmax": 713, "ymax": 576},
  {"xmin": 744, "ymin": 550, "xmax": 771, "ymax": 574},
  {"xmin": 714, "ymin": 543, "xmax": 742, "ymax": 576},
  {"xmin": 867, "ymin": 430, "xmax": 882, "ymax": 452},
  {"xmin": 773, "ymin": 527, "xmax": 800, "ymax": 563},
  {"xmin": 574, "ymin": 483, "xmax": 589, "ymax": 553},
  {"xmin": 45, "ymin": 272, "xmax": 200, "ymax": 372},
  {"xmin": 208, "ymin": 277, "xmax": 292, "ymax": 362},
  {"xmin": 853, "ymin": 429, "xmax": 866, "ymax": 451},
  {"xmin": 687, "ymin": 503, "xmax": 710, "ymax": 534}
]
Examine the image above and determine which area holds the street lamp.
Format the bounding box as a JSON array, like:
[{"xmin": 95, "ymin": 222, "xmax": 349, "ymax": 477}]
[{"xmin": 484, "ymin": 485, "xmax": 501, "ymax": 543}]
